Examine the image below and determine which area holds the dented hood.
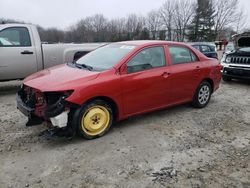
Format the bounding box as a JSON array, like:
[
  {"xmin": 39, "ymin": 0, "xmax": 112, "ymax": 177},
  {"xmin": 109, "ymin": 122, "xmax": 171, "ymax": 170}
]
[{"xmin": 23, "ymin": 64, "xmax": 100, "ymax": 91}]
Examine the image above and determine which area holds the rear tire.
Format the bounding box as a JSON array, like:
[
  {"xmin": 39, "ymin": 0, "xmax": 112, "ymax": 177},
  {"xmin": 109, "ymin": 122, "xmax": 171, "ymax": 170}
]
[
  {"xmin": 222, "ymin": 75, "xmax": 232, "ymax": 82},
  {"xmin": 77, "ymin": 100, "xmax": 113, "ymax": 139},
  {"xmin": 192, "ymin": 81, "xmax": 212, "ymax": 108}
]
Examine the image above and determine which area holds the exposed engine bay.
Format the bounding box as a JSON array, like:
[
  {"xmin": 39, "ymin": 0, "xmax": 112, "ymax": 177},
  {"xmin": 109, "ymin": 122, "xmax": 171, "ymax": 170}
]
[{"xmin": 17, "ymin": 85, "xmax": 77, "ymax": 137}]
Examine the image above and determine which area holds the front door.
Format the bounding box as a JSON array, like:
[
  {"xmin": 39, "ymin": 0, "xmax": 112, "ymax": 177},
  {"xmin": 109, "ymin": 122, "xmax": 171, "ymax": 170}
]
[
  {"xmin": 0, "ymin": 26, "xmax": 37, "ymax": 80},
  {"xmin": 121, "ymin": 46, "xmax": 171, "ymax": 115}
]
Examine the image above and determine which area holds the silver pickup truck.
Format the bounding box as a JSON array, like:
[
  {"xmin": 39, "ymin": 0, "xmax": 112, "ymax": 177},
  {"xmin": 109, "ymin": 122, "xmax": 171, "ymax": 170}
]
[
  {"xmin": 0, "ymin": 24, "xmax": 106, "ymax": 81},
  {"xmin": 221, "ymin": 32, "xmax": 250, "ymax": 81}
]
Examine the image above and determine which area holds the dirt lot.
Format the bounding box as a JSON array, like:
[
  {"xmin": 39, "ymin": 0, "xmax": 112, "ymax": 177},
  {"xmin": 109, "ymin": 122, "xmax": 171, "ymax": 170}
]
[{"xmin": 0, "ymin": 79, "xmax": 249, "ymax": 188}]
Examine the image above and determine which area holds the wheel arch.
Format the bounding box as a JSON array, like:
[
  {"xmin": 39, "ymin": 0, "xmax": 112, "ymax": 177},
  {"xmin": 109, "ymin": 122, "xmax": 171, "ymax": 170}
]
[
  {"xmin": 84, "ymin": 96, "xmax": 119, "ymax": 121},
  {"xmin": 200, "ymin": 78, "xmax": 214, "ymax": 93}
]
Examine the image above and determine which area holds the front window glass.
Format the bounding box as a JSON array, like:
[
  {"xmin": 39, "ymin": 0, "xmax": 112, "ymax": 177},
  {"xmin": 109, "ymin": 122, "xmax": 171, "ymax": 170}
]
[
  {"xmin": 127, "ymin": 46, "xmax": 166, "ymax": 74},
  {"xmin": 0, "ymin": 27, "xmax": 31, "ymax": 47},
  {"xmin": 76, "ymin": 44, "xmax": 135, "ymax": 70}
]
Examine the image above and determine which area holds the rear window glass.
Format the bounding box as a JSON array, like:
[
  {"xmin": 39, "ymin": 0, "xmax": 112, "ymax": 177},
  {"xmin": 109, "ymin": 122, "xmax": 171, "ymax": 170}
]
[
  {"xmin": 169, "ymin": 46, "xmax": 198, "ymax": 64},
  {"xmin": 201, "ymin": 45, "xmax": 211, "ymax": 52}
]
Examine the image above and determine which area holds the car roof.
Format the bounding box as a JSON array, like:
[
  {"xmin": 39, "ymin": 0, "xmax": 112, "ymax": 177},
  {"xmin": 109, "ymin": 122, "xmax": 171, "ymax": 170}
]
[
  {"xmin": 111, "ymin": 41, "xmax": 209, "ymax": 69},
  {"xmin": 117, "ymin": 40, "xmax": 189, "ymax": 47}
]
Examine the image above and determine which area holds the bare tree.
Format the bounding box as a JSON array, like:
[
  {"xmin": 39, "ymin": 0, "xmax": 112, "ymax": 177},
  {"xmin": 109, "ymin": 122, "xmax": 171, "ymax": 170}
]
[
  {"xmin": 235, "ymin": 9, "xmax": 247, "ymax": 34},
  {"xmin": 159, "ymin": 0, "xmax": 175, "ymax": 40},
  {"xmin": 86, "ymin": 14, "xmax": 108, "ymax": 42},
  {"xmin": 5, "ymin": 0, "xmax": 248, "ymax": 43},
  {"xmin": 125, "ymin": 14, "xmax": 145, "ymax": 40},
  {"xmin": 213, "ymin": 0, "xmax": 240, "ymax": 39},
  {"xmin": 107, "ymin": 18, "xmax": 126, "ymax": 41},
  {"xmin": 146, "ymin": 10, "xmax": 162, "ymax": 39},
  {"xmin": 173, "ymin": 0, "xmax": 195, "ymax": 41}
]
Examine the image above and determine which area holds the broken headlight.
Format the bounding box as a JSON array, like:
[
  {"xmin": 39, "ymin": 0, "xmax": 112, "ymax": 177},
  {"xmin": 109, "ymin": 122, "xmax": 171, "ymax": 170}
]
[
  {"xmin": 44, "ymin": 90, "xmax": 73, "ymax": 105},
  {"xmin": 43, "ymin": 90, "xmax": 73, "ymax": 118}
]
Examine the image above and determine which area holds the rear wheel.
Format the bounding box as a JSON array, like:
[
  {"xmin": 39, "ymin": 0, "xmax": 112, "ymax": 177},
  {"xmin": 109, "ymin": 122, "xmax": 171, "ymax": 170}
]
[
  {"xmin": 192, "ymin": 81, "xmax": 212, "ymax": 108},
  {"xmin": 222, "ymin": 75, "xmax": 232, "ymax": 82},
  {"xmin": 77, "ymin": 100, "xmax": 113, "ymax": 139}
]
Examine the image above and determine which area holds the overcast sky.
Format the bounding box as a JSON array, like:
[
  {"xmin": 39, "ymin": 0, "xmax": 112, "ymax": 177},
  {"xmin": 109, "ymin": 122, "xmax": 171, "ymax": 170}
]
[{"xmin": 0, "ymin": 0, "xmax": 249, "ymax": 29}]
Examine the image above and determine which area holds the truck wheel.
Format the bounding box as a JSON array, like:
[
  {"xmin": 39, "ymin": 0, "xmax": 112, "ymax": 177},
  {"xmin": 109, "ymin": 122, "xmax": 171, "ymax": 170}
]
[
  {"xmin": 222, "ymin": 75, "xmax": 232, "ymax": 82},
  {"xmin": 192, "ymin": 81, "xmax": 212, "ymax": 108},
  {"xmin": 77, "ymin": 100, "xmax": 113, "ymax": 139}
]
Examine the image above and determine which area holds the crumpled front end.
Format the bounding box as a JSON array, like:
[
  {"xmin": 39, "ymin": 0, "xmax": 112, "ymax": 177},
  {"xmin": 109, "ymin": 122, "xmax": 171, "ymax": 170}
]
[{"xmin": 17, "ymin": 84, "xmax": 77, "ymax": 130}]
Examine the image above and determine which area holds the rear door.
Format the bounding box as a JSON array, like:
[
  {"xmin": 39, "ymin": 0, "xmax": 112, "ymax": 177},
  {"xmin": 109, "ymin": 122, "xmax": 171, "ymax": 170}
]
[
  {"xmin": 167, "ymin": 45, "xmax": 202, "ymax": 104},
  {"xmin": 0, "ymin": 26, "xmax": 37, "ymax": 80},
  {"xmin": 121, "ymin": 45, "xmax": 171, "ymax": 115}
]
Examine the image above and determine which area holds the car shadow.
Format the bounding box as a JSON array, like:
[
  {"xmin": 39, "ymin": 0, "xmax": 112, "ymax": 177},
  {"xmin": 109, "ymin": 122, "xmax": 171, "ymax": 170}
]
[
  {"xmin": 44, "ymin": 103, "xmax": 192, "ymax": 148},
  {"xmin": 114, "ymin": 103, "xmax": 191, "ymax": 128},
  {"xmin": 223, "ymin": 79, "xmax": 250, "ymax": 86}
]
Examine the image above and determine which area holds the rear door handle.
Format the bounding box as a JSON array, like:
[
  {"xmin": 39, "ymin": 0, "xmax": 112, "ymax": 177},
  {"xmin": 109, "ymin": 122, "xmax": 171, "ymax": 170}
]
[
  {"xmin": 196, "ymin": 66, "xmax": 201, "ymax": 71},
  {"xmin": 21, "ymin": 50, "xmax": 33, "ymax": 55}
]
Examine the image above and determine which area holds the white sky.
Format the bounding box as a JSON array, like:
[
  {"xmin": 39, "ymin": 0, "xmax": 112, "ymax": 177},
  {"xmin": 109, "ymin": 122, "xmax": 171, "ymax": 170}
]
[{"xmin": 0, "ymin": 0, "xmax": 249, "ymax": 29}]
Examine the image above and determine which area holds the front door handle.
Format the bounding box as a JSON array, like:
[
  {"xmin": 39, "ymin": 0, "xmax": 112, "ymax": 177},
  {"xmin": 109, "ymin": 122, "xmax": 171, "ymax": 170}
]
[
  {"xmin": 162, "ymin": 72, "xmax": 171, "ymax": 78},
  {"xmin": 21, "ymin": 51, "xmax": 34, "ymax": 55}
]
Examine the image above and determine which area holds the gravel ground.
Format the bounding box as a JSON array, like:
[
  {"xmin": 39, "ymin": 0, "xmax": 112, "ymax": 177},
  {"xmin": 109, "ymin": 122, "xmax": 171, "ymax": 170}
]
[{"xmin": 0, "ymin": 79, "xmax": 249, "ymax": 188}]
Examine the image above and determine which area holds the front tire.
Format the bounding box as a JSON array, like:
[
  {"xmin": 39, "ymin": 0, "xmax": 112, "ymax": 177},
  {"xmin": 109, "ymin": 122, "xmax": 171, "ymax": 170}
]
[
  {"xmin": 77, "ymin": 100, "xmax": 113, "ymax": 139},
  {"xmin": 192, "ymin": 81, "xmax": 212, "ymax": 108}
]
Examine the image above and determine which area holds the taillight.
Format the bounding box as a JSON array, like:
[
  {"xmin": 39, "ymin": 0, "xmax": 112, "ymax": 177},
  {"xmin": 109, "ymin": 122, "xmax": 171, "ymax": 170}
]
[{"xmin": 218, "ymin": 64, "xmax": 223, "ymax": 71}]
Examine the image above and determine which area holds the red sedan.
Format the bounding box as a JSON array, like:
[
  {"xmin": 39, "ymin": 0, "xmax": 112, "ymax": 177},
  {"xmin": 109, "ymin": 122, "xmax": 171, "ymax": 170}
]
[{"xmin": 17, "ymin": 41, "xmax": 222, "ymax": 139}]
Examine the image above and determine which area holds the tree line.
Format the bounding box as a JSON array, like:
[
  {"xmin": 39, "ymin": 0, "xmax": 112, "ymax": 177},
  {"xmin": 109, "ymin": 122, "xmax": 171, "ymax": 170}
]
[{"xmin": 1, "ymin": 0, "xmax": 248, "ymax": 43}]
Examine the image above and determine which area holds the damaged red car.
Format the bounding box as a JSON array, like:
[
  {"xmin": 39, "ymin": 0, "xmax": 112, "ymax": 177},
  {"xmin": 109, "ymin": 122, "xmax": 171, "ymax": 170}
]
[{"xmin": 17, "ymin": 41, "xmax": 222, "ymax": 139}]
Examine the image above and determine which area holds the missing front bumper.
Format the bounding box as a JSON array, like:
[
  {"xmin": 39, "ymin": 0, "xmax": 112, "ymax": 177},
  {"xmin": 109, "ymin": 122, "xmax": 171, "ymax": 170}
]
[
  {"xmin": 50, "ymin": 111, "xmax": 69, "ymax": 128},
  {"xmin": 16, "ymin": 95, "xmax": 34, "ymax": 118}
]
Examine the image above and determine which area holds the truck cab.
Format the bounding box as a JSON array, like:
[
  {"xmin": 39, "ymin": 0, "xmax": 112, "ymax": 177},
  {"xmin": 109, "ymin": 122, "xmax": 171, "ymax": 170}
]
[
  {"xmin": 0, "ymin": 23, "xmax": 107, "ymax": 81},
  {"xmin": 0, "ymin": 24, "xmax": 43, "ymax": 81}
]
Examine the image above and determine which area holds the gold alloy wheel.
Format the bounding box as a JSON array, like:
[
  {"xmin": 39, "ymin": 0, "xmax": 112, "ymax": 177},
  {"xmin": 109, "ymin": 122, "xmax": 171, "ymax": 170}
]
[{"xmin": 81, "ymin": 105, "xmax": 110, "ymax": 136}]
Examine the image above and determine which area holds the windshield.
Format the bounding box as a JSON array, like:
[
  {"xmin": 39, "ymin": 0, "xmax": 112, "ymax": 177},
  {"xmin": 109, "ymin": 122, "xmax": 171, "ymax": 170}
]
[
  {"xmin": 226, "ymin": 43, "xmax": 235, "ymax": 51},
  {"xmin": 238, "ymin": 47, "xmax": 250, "ymax": 52},
  {"xmin": 75, "ymin": 44, "xmax": 136, "ymax": 70}
]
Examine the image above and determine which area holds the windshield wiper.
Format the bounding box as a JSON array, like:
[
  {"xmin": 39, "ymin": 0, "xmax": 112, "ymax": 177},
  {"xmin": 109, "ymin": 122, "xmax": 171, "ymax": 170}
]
[{"xmin": 75, "ymin": 63, "xmax": 93, "ymax": 71}]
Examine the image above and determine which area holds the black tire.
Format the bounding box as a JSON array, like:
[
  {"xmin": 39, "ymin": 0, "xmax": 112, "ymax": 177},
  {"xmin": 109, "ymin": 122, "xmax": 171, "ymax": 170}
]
[
  {"xmin": 222, "ymin": 75, "xmax": 232, "ymax": 82},
  {"xmin": 192, "ymin": 81, "xmax": 212, "ymax": 108},
  {"xmin": 76, "ymin": 100, "xmax": 113, "ymax": 139}
]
